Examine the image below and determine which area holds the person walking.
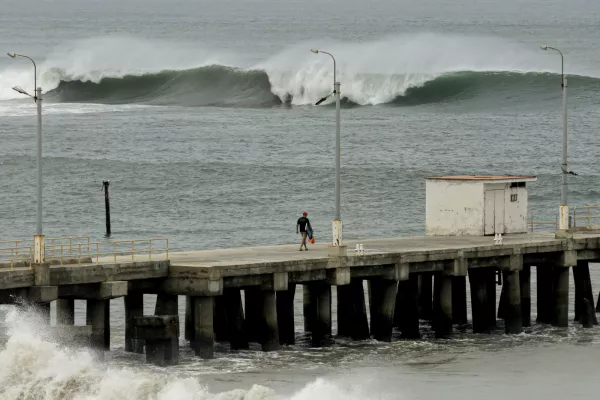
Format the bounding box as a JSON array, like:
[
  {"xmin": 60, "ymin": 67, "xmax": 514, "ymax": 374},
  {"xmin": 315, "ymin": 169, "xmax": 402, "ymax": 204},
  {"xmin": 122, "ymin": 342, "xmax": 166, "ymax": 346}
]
[{"xmin": 296, "ymin": 211, "xmax": 313, "ymax": 251}]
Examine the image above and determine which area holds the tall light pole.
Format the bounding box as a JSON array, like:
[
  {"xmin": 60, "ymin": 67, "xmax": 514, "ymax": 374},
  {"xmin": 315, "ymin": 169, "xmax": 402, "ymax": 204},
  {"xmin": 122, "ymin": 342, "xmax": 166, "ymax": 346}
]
[
  {"xmin": 7, "ymin": 52, "xmax": 45, "ymax": 262},
  {"xmin": 540, "ymin": 45, "xmax": 573, "ymax": 230},
  {"xmin": 311, "ymin": 48, "xmax": 343, "ymax": 249}
]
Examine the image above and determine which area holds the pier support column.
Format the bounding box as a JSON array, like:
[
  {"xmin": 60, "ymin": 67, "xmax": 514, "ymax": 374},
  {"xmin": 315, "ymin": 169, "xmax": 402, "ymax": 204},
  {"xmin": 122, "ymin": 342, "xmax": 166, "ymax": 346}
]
[
  {"xmin": 368, "ymin": 278, "xmax": 398, "ymax": 342},
  {"xmin": 276, "ymin": 283, "xmax": 296, "ymax": 346},
  {"xmin": 223, "ymin": 288, "xmax": 248, "ymax": 350},
  {"xmin": 185, "ymin": 296, "xmax": 194, "ymax": 342},
  {"xmin": 469, "ymin": 268, "xmax": 491, "ymax": 333},
  {"xmin": 244, "ymin": 287, "xmax": 263, "ymax": 343},
  {"xmin": 433, "ymin": 274, "xmax": 452, "ymax": 338},
  {"xmin": 452, "ymin": 276, "xmax": 467, "ymax": 325},
  {"xmin": 259, "ymin": 290, "xmax": 280, "ymax": 351},
  {"xmin": 536, "ymin": 265, "xmax": 554, "ymax": 324},
  {"xmin": 311, "ymin": 282, "xmax": 331, "ymax": 347},
  {"xmin": 303, "ymin": 284, "xmax": 317, "ymax": 335},
  {"xmin": 399, "ymin": 274, "xmax": 420, "ymax": 339},
  {"xmin": 418, "ymin": 272, "xmax": 433, "ymax": 320},
  {"xmin": 56, "ymin": 299, "xmax": 75, "ymax": 325},
  {"xmin": 552, "ymin": 267, "xmax": 569, "ymax": 327},
  {"xmin": 573, "ymin": 261, "xmax": 597, "ymax": 325},
  {"xmin": 520, "ymin": 265, "xmax": 531, "ymax": 327},
  {"xmin": 504, "ymin": 269, "xmax": 522, "ymax": 334},
  {"xmin": 192, "ymin": 296, "xmax": 214, "ymax": 359},
  {"xmin": 87, "ymin": 299, "xmax": 108, "ymax": 351},
  {"xmin": 125, "ymin": 293, "xmax": 144, "ymax": 353},
  {"xmin": 213, "ymin": 296, "xmax": 229, "ymax": 343},
  {"xmin": 486, "ymin": 268, "xmax": 497, "ymax": 328},
  {"xmin": 338, "ymin": 278, "xmax": 370, "ymax": 340},
  {"xmin": 497, "ymin": 271, "xmax": 508, "ymax": 320},
  {"xmin": 154, "ymin": 293, "xmax": 178, "ymax": 316}
]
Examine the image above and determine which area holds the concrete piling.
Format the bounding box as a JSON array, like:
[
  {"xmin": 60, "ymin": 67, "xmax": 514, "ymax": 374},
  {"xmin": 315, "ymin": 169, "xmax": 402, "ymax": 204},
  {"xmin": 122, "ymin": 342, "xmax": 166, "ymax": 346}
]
[
  {"xmin": 338, "ymin": 278, "xmax": 370, "ymax": 340},
  {"xmin": 192, "ymin": 296, "xmax": 214, "ymax": 359},
  {"xmin": 573, "ymin": 261, "xmax": 597, "ymax": 325},
  {"xmin": 398, "ymin": 275, "xmax": 420, "ymax": 339},
  {"xmin": 368, "ymin": 278, "xmax": 398, "ymax": 342},
  {"xmin": 580, "ymin": 298, "xmax": 595, "ymax": 328},
  {"xmin": 536, "ymin": 265, "xmax": 554, "ymax": 324},
  {"xmin": 418, "ymin": 272, "xmax": 433, "ymax": 320},
  {"xmin": 469, "ymin": 268, "xmax": 491, "ymax": 333},
  {"xmin": 552, "ymin": 267, "xmax": 569, "ymax": 328},
  {"xmin": 133, "ymin": 316, "xmax": 179, "ymax": 367},
  {"xmin": 520, "ymin": 265, "xmax": 531, "ymax": 327},
  {"xmin": 125, "ymin": 293, "xmax": 144, "ymax": 353},
  {"xmin": 452, "ymin": 276, "xmax": 467, "ymax": 325},
  {"xmin": 337, "ymin": 284, "xmax": 353, "ymax": 337},
  {"xmin": 185, "ymin": 295, "xmax": 193, "ymax": 342},
  {"xmin": 497, "ymin": 271, "xmax": 508, "ymax": 320},
  {"xmin": 259, "ymin": 290, "xmax": 280, "ymax": 351},
  {"xmin": 433, "ymin": 274, "xmax": 452, "ymax": 338},
  {"xmin": 154, "ymin": 293, "xmax": 178, "ymax": 315},
  {"xmin": 303, "ymin": 284, "xmax": 317, "ymax": 334},
  {"xmin": 486, "ymin": 268, "xmax": 497, "ymax": 328},
  {"xmin": 504, "ymin": 269, "xmax": 522, "ymax": 334},
  {"xmin": 223, "ymin": 288, "xmax": 248, "ymax": 350},
  {"xmin": 87, "ymin": 299, "xmax": 108, "ymax": 350},
  {"xmin": 213, "ymin": 295, "xmax": 229, "ymax": 342},
  {"xmin": 244, "ymin": 287, "xmax": 263, "ymax": 343},
  {"xmin": 276, "ymin": 283, "xmax": 296, "ymax": 346},
  {"xmin": 56, "ymin": 299, "xmax": 75, "ymax": 325},
  {"xmin": 311, "ymin": 282, "xmax": 331, "ymax": 347}
]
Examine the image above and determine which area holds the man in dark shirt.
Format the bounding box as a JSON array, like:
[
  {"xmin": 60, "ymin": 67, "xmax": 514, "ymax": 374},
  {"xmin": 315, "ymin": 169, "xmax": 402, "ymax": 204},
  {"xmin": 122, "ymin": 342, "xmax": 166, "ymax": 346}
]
[{"xmin": 296, "ymin": 211, "xmax": 313, "ymax": 251}]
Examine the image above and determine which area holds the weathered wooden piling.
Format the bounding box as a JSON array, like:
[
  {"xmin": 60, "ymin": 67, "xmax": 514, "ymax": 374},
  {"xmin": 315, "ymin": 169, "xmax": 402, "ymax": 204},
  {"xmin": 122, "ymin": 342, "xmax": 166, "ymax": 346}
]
[
  {"xmin": 433, "ymin": 274, "xmax": 452, "ymax": 338},
  {"xmin": 573, "ymin": 261, "xmax": 597, "ymax": 325},
  {"xmin": 418, "ymin": 272, "xmax": 433, "ymax": 320},
  {"xmin": 520, "ymin": 265, "xmax": 531, "ymax": 327},
  {"xmin": 536, "ymin": 265, "xmax": 554, "ymax": 324},
  {"xmin": 552, "ymin": 267, "xmax": 569, "ymax": 327},
  {"xmin": 398, "ymin": 275, "xmax": 420, "ymax": 339},
  {"xmin": 469, "ymin": 268, "xmax": 491, "ymax": 333},
  {"xmin": 191, "ymin": 296, "xmax": 214, "ymax": 359},
  {"xmin": 276, "ymin": 283, "xmax": 296, "ymax": 346},
  {"xmin": 125, "ymin": 293, "xmax": 144, "ymax": 353},
  {"xmin": 56, "ymin": 298, "xmax": 75, "ymax": 325},
  {"xmin": 452, "ymin": 276, "xmax": 467, "ymax": 325},
  {"xmin": 368, "ymin": 278, "xmax": 398, "ymax": 342},
  {"xmin": 134, "ymin": 315, "xmax": 179, "ymax": 366},
  {"xmin": 223, "ymin": 288, "xmax": 248, "ymax": 349}
]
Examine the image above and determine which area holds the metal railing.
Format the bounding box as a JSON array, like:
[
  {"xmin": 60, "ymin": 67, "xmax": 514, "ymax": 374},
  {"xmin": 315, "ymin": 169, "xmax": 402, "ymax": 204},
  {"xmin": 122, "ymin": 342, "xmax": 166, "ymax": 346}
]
[
  {"xmin": 572, "ymin": 206, "xmax": 600, "ymax": 229},
  {"xmin": 528, "ymin": 214, "xmax": 559, "ymax": 232},
  {"xmin": 0, "ymin": 236, "xmax": 168, "ymax": 268}
]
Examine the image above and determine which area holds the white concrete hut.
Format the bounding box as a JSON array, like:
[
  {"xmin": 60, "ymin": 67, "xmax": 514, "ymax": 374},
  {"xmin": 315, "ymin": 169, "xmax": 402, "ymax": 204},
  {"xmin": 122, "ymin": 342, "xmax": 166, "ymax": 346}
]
[{"xmin": 426, "ymin": 175, "xmax": 537, "ymax": 236}]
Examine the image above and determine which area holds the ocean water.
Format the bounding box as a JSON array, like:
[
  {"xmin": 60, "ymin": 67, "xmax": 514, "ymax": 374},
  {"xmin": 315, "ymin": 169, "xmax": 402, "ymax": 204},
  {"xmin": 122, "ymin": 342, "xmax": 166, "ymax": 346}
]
[{"xmin": 2, "ymin": 0, "xmax": 600, "ymax": 398}]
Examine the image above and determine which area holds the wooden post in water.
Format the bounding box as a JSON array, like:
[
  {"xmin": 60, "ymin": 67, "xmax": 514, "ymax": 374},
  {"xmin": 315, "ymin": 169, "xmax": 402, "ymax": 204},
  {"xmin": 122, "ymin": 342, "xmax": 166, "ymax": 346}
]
[{"xmin": 102, "ymin": 180, "xmax": 111, "ymax": 237}]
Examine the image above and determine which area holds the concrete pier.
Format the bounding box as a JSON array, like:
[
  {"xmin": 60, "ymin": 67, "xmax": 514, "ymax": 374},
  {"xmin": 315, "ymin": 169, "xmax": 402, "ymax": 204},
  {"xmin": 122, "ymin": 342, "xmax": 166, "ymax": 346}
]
[{"xmin": 368, "ymin": 278, "xmax": 398, "ymax": 342}]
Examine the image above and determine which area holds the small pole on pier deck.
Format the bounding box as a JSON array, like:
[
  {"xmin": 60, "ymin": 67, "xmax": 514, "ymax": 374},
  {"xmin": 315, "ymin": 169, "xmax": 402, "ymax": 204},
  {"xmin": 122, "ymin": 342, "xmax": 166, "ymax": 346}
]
[{"xmin": 102, "ymin": 180, "xmax": 111, "ymax": 237}]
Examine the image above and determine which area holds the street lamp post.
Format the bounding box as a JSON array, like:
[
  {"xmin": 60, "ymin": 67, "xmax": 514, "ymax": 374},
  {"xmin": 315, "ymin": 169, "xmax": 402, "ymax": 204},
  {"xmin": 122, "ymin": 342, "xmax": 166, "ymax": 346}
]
[
  {"xmin": 540, "ymin": 45, "xmax": 571, "ymax": 230},
  {"xmin": 311, "ymin": 48, "xmax": 343, "ymax": 249},
  {"xmin": 7, "ymin": 52, "xmax": 45, "ymax": 262}
]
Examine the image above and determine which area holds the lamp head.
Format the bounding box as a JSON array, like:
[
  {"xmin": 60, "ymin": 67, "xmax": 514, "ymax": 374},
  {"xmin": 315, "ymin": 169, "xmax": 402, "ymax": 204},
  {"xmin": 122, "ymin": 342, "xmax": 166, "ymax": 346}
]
[
  {"xmin": 540, "ymin": 45, "xmax": 548, "ymax": 50},
  {"xmin": 7, "ymin": 52, "xmax": 16, "ymax": 58},
  {"xmin": 310, "ymin": 49, "xmax": 319, "ymax": 54},
  {"xmin": 12, "ymin": 86, "xmax": 30, "ymax": 96}
]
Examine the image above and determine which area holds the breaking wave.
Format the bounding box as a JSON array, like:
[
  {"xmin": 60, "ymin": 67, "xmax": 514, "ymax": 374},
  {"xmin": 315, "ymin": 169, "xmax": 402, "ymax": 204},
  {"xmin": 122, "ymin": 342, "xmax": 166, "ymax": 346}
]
[{"xmin": 1, "ymin": 34, "xmax": 599, "ymax": 107}]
